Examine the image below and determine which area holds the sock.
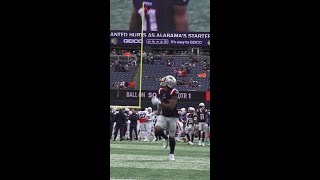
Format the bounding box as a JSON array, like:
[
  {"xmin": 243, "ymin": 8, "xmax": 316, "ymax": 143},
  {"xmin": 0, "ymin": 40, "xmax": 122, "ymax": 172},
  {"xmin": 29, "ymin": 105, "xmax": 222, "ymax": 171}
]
[
  {"xmin": 169, "ymin": 137, "xmax": 175, "ymax": 154},
  {"xmin": 199, "ymin": 131, "xmax": 201, "ymax": 140},
  {"xmin": 191, "ymin": 134, "xmax": 194, "ymax": 142},
  {"xmin": 186, "ymin": 134, "xmax": 190, "ymax": 141}
]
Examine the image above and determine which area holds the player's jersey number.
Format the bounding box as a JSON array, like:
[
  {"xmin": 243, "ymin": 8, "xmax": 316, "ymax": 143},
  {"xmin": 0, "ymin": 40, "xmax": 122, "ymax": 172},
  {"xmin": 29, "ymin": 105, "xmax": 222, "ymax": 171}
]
[{"xmin": 138, "ymin": 8, "xmax": 158, "ymax": 31}]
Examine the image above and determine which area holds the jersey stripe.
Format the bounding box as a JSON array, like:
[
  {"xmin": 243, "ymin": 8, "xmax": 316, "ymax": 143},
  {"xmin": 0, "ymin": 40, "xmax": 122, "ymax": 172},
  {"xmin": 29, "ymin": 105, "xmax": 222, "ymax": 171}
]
[
  {"xmin": 158, "ymin": 88, "xmax": 163, "ymax": 95},
  {"xmin": 170, "ymin": 88, "xmax": 177, "ymax": 95}
]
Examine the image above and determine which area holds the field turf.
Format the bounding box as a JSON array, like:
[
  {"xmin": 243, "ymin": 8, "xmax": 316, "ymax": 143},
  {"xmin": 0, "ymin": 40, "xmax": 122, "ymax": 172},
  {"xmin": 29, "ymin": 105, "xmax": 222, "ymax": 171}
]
[{"xmin": 110, "ymin": 139, "xmax": 210, "ymax": 180}]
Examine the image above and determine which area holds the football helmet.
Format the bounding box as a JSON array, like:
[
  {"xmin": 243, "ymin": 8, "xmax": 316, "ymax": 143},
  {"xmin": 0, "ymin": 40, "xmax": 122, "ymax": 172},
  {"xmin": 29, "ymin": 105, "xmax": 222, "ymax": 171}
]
[
  {"xmin": 199, "ymin": 103, "xmax": 205, "ymax": 109},
  {"xmin": 159, "ymin": 75, "xmax": 177, "ymax": 88},
  {"xmin": 181, "ymin": 108, "xmax": 187, "ymax": 115},
  {"xmin": 147, "ymin": 107, "xmax": 152, "ymax": 113},
  {"xmin": 188, "ymin": 107, "xmax": 195, "ymax": 113}
]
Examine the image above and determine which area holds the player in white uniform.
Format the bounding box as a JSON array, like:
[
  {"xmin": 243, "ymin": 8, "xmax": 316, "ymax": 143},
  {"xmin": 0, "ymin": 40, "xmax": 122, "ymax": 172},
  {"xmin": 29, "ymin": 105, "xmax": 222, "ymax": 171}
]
[
  {"xmin": 137, "ymin": 109, "xmax": 148, "ymax": 141},
  {"xmin": 144, "ymin": 107, "xmax": 156, "ymax": 141},
  {"xmin": 185, "ymin": 107, "xmax": 197, "ymax": 145},
  {"xmin": 176, "ymin": 108, "xmax": 187, "ymax": 142}
]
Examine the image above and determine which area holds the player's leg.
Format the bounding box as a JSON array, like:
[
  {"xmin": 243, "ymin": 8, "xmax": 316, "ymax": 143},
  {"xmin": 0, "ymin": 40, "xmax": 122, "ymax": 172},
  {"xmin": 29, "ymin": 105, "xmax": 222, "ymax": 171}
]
[
  {"xmin": 199, "ymin": 123, "xmax": 205, "ymax": 146},
  {"xmin": 110, "ymin": 122, "xmax": 114, "ymax": 140},
  {"xmin": 113, "ymin": 124, "xmax": 119, "ymax": 141},
  {"xmin": 198, "ymin": 123, "xmax": 203, "ymax": 145},
  {"xmin": 119, "ymin": 125, "xmax": 124, "ymax": 141},
  {"xmin": 185, "ymin": 125, "xmax": 191, "ymax": 143},
  {"xmin": 207, "ymin": 124, "xmax": 210, "ymax": 145},
  {"xmin": 191, "ymin": 125, "xmax": 195, "ymax": 143},
  {"xmin": 176, "ymin": 122, "xmax": 183, "ymax": 142},
  {"xmin": 129, "ymin": 125, "xmax": 133, "ymax": 141},
  {"xmin": 133, "ymin": 125, "xmax": 138, "ymax": 141},
  {"xmin": 154, "ymin": 115, "xmax": 168, "ymax": 148},
  {"xmin": 152, "ymin": 123, "xmax": 157, "ymax": 142},
  {"xmin": 202, "ymin": 124, "xmax": 206, "ymax": 146},
  {"xmin": 149, "ymin": 122, "xmax": 155, "ymax": 139},
  {"xmin": 167, "ymin": 117, "xmax": 178, "ymax": 160},
  {"xmin": 144, "ymin": 123, "xmax": 151, "ymax": 142}
]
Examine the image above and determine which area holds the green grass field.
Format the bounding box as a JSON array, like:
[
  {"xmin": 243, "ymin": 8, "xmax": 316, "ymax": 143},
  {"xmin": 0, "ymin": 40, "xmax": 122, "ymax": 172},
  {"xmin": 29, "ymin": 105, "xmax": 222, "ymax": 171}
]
[
  {"xmin": 110, "ymin": 0, "xmax": 210, "ymax": 32},
  {"xmin": 110, "ymin": 140, "xmax": 210, "ymax": 180}
]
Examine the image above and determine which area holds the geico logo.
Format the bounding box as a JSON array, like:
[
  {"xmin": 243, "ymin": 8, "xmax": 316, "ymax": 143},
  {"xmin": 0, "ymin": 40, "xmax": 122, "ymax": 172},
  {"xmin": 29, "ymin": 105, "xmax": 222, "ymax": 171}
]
[
  {"xmin": 123, "ymin": 39, "xmax": 142, "ymax": 43},
  {"xmin": 190, "ymin": 41, "xmax": 202, "ymax": 44}
]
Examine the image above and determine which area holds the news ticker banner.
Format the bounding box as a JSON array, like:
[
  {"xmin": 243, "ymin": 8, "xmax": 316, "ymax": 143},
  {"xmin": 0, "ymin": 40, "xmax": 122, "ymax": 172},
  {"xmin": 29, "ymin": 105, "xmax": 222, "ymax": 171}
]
[
  {"xmin": 110, "ymin": 31, "xmax": 210, "ymax": 47},
  {"xmin": 110, "ymin": 90, "xmax": 210, "ymax": 102}
]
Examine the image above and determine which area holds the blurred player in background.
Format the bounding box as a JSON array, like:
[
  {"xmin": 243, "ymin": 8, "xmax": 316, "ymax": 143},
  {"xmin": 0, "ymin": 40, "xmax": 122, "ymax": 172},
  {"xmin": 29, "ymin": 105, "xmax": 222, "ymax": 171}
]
[
  {"xmin": 138, "ymin": 108, "xmax": 148, "ymax": 141},
  {"xmin": 196, "ymin": 102, "xmax": 209, "ymax": 146},
  {"xmin": 176, "ymin": 108, "xmax": 187, "ymax": 142},
  {"xmin": 129, "ymin": 0, "xmax": 190, "ymax": 32},
  {"xmin": 113, "ymin": 109, "xmax": 126, "ymax": 141},
  {"xmin": 185, "ymin": 107, "xmax": 196, "ymax": 145},
  {"xmin": 110, "ymin": 107, "xmax": 116, "ymax": 140},
  {"xmin": 151, "ymin": 75, "xmax": 179, "ymax": 161},
  {"xmin": 128, "ymin": 108, "xmax": 139, "ymax": 141},
  {"xmin": 142, "ymin": 107, "xmax": 155, "ymax": 141},
  {"xmin": 206, "ymin": 109, "xmax": 210, "ymax": 145}
]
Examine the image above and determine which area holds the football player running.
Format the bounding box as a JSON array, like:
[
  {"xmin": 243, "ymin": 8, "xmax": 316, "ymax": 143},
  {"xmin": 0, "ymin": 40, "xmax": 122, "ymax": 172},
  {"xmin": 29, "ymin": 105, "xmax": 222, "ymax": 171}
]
[
  {"xmin": 151, "ymin": 75, "xmax": 179, "ymax": 161},
  {"xmin": 196, "ymin": 103, "xmax": 209, "ymax": 146}
]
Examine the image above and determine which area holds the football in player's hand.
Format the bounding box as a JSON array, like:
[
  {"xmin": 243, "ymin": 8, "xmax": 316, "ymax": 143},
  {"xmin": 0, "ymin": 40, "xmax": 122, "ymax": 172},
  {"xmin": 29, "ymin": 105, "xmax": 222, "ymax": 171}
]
[{"xmin": 151, "ymin": 96, "xmax": 161, "ymax": 105}]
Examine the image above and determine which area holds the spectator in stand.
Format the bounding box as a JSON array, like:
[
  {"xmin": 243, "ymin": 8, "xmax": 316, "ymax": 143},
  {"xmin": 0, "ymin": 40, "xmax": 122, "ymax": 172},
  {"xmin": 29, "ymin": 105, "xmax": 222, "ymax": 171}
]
[
  {"xmin": 119, "ymin": 82, "xmax": 126, "ymax": 89},
  {"xmin": 150, "ymin": 56, "xmax": 155, "ymax": 64},
  {"xmin": 177, "ymin": 80, "xmax": 185, "ymax": 86},
  {"xmin": 177, "ymin": 69, "xmax": 183, "ymax": 77},
  {"xmin": 167, "ymin": 59, "xmax": 172, "ymax": 66},
  {"xmin": 125, "ymin": 81, "xmax": 129, "ymax": 88},
  {"xmin": 198, "ymin": 72, "xmax": 207, "ymax": 78},
  {"xmin": 124, "ymin": 64, "xmax": 129, "ymax": 71},
  {"xmin": 128, "ymin": 81, "xmax": 135, "ymax": 89},
  {"xmin": 185, "ymin": 63, "xmax": 191, "ymax": 73},
  {"xmin": 183, "ymin": 68, "xmax": 187, "ymax": 77}
]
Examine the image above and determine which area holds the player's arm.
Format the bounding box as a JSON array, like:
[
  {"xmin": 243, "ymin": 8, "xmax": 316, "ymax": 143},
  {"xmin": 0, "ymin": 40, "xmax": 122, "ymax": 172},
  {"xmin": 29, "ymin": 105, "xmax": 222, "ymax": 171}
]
[
  {"xmin": 160, "ymin": 95, "xmax": 178, "ymax": 110},
  {"xmin": 129, "ymin": 7, "xmax": 140, "ymax": 31},
  {"xmin": 173, "ymin": 5, "xmax": 189, "ymax": 32}
]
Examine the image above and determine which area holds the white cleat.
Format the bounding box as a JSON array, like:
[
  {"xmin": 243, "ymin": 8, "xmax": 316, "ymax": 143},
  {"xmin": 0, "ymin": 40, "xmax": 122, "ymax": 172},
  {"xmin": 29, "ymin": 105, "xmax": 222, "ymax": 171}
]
[
  {"xmin": 202, "ymin": 142, "xmax": 205, "ymax": 146},
  {"xmin": 208, "ymin": 142, "xmax": 210, "ymax": 145},
  {"xmin": 163, "ymin": 139, "xmax": 169, "ymax": 149},
  {"xmin": 169, "ymin": 154, "xmax": 175, "ymax": 161},
  {"xmin": 152, "ymin": 137, "xmax": 157, "ymax": 142},
  {"xmin": 187, "ymin": 141, "xmax": 193, "ymax": 145},
  {"xmin": 199, "ymin": 141, "xmax": 202, "ymax": 146},
  {"xmin": 144, "ymin": 139, "xmax": 149, "ymax": 142}
]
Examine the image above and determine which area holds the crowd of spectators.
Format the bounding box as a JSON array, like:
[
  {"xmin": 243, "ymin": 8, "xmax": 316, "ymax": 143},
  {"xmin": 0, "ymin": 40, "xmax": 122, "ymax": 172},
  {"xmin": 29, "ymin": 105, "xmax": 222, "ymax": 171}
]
[
  {"xmin": 110, "ymin": 59, "xmax": 137, "ymax": 72},
  {"xmin": 111, "ymin": 81, "xmax": 136, "ymax": 90},
  {"xmin": 110, "ymin": 48, "xmax": 211, "ymax": 90}
]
